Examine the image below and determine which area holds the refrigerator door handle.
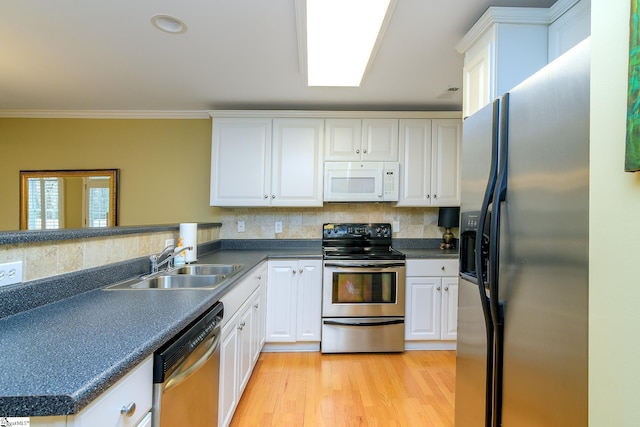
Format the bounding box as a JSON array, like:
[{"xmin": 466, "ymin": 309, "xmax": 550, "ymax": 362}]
[
  {"xmin": 475, "ymin": 98, "xmax": 501, "ymax": 427},
  {"xmin": 487, "ymin": 92, "xmax": 510, "ymax": 427}
]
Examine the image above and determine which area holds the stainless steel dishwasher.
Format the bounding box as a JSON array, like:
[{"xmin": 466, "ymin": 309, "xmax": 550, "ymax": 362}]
[{"xmin": 152, "ymin": 301, "xmax": 223, "ymax": 427}]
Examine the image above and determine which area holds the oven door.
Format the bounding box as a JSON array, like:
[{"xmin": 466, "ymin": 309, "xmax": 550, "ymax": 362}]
[{"xmin": 322, "ymin": 260, "xmax": 406, "ymax": 317}]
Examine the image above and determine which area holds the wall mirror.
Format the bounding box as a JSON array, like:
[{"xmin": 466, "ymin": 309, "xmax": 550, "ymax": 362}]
[{"xmin": 20, "ymin": 169, "xmax": 119, "ymax": 230}]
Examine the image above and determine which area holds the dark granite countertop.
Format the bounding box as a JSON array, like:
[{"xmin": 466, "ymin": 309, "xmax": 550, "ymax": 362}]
[{"xmin": 0, "ymin": 242, "xmax": 456, "ymax": 418}]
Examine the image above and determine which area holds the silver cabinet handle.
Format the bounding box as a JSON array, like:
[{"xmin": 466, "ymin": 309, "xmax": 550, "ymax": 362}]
[
  {"xmin": 254, "ymin": 303, "xmax": 259, "ymax": 309},
  {"xmin": 437, "ymin": 286, "xmax": 441, "ymax": 291},
  {"xmin": 292, "ymin": 270, "xmax": 297, "ymax": 274},
  {"xmin": 272, "ymin": 195, "xmax": 276, "ymax": 198},
  {"xmin": 238, "ymin": 321, "xmax": 246, "ymax": 330},
  {"xmin": 356, "ymin": 149, "xmax": 360, "ymax": 154},
  {"xmin": 434, "ymin": 194, "xmax": 438, "ymax": 198},
  {"xmin": 363, "ymin": 148, "xmax": 367, "ymax": 153},
  {"xmin": 120, "ymin": 402, "xmax": 136, "ymax": 417},
  {"xmin": 445, "ymin": 286, "xmax": 449, "ymax": 291},
  {"xmin": 426, "ymin": 195, "xmax": 430, "ymax": 199},
  {"xmin": 299, "ymin": 269, "xmax": 303, "ymax": 273},
  {"xmin": 441, "ymin": 266, "xmax": 445, "ymax": 271},
  {"xmin": 264, "ymin": 195, "xmax": 268, "ymax": 199}
]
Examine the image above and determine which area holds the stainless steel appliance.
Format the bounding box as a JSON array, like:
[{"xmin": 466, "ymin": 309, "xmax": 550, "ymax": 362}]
[
  {"xmin": 321, "ymin": 223, "xmax": 406, "ymax": 353},
  {"xmin": 152, "ymin": 301, "xmax": 223, "ymax": 427},
  {"xmin": 323, "ymin": 161, "xmax": 400, "ymax": 202},
  {"xmin": 456, "ymin": 40, "xmax": 589, "ymax": 426}
]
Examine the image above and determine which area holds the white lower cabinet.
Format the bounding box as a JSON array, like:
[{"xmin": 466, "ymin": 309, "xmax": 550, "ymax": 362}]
[
  {"xmin": 265, "ymin": 259, "xmax": 322, "ymax": 350},
  {"xmin": 218, "ymin": 264, "xmax": 266, "ymax": 427},
  {"xmin": 405, "ymin": 259, "xmax": 459, "ymax": 350},
  {"xmin": 31, "ymin": 357, "xmax": 153, "ymax": 427}
]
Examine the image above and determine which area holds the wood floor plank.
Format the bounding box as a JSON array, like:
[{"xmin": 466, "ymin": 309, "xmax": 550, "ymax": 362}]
[{"xmin": 230, "ymin": 351, "xmax": 456, "ymax": 427}]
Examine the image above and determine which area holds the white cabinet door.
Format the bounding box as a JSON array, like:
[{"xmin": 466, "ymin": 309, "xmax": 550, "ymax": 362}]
[
  {"xmin": 362, "ymin": 119, "xmax": 399, "ymax": 161},
  {"xmin": 405, "ymin": 277, "xmax": 442, "ymax": 341},
  {"xmin": 431, "ymin": 119, "xmax": 461, "ymax": 206},
  {"xmin": 462, "ymin": 37, "xmax": 493, "ymax": 119},
  {"xmin": 210, "ymin": 118, "xmax": 272, "ymax": 206},
  {"xmin": 295, "ymin": 260, "xmax": 322, "ymax": 342},
  {"xmin": 72, "ymin": 357, "xmax": 152, "ymax": 427},
  {"xmin": 548, "ymin": 0, "xmax": 591, "ymax": 62},
  {"xmin": 266, "ymin": 261, "xmax": 298, "ymax": 342},
  {"xmin": 441, "ymin": 278, "xmax": 459, "ymax": 341},
  {"xmin": 324, "ymin": 118, "xmax": 362, "ymax": 161},
  {"xmin": 219, "ymin": 321, "xmax": 239, "ymax": 427},
  {"xmin": 271, "ymin": 118, "xmax": 324, "ymax": 206},
  {"xmin": 251, "ymin": 264, "xmax": 268, "ymax": 362},
  {"xmin": 398, "ymin": 119, "xmax": 461, "ymax": 207},
  {"xmin": 237, "ymin": 299, "xmax": 255, "ymax": 395},
  {"xmin": 325, "ymin": 118, "xmax": 398, "ymax": 161},
  {"xmin": 134, "ymin": 413, "xmax": 151, "ymax": 427},
  {"xmin": 266, "ymin": 259, "xmax": 322, "ymax": 343},
  {"xmin": 398, "ymin": 119, "xmax": 433, "ymax": 206},
  {"xmin": 459, "ymin": 14, "xmax": 548, "ymax": 118}
]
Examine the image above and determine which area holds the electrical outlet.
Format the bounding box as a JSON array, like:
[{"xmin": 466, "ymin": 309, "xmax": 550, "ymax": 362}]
[
  {"xmin": 165, "ymin": 239, "xmax": 175, "ymax": 247},
  {"xmin": 275, "ymin": 221, "xmax": 283, "ymax": 234},
  {"xmin": 392, "ymin": 221, "xmax": 400, "ymax": 232},
  {"xmin": 237, "ymin": 220, "xmax": 245, "ymax": 233},
  {"xmin": 0, "ymin": 261, "xmax": 23, "ymax": 287}
]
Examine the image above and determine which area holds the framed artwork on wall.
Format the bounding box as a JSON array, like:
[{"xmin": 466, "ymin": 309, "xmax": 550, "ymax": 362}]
[{"xmin": 626, "ymin": 0, "xmax": 640, "ymax": 171}]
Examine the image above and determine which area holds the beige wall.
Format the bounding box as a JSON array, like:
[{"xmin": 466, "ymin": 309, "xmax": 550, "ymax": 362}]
[
  {"xmin": 0, "ymin": 118, "xmax": 221, "ymax": 230},
  {"xmin": 590, "ymin": 0, "xmax": 640, "ymax": 425}
]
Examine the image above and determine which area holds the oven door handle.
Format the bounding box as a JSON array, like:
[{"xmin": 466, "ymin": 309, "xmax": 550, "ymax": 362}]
[
  {"xmin": 323, "ymin": 262, "xmax": 406, "ymax": 269},
  {"xmin": 323, "ymin": 319, "xmax": 405, "ymax": 327}
]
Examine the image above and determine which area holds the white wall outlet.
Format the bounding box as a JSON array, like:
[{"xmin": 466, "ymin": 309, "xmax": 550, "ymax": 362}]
[
  {"xmin": 165, "ymin": 239, "xmax": 175, "ymax": 247},
  {"xmin": 392, "ymin": 220, "xmax": 400, "ymax": 232},
  {"xmin": 275, "ymin": 221, "xmax": 283, "ymax": 234},
  {"xmin": 237, "ymin": 220, "xmax": 245, "ymax": 233},
  {"xmin": 0, "ymin": 261, "xmax": 23, "ymax": 287}
]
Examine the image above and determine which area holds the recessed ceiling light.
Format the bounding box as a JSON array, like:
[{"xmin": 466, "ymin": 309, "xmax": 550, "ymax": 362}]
[
  {"xmin": 305, "ymin": 0, "xmax": 394, "ymax": 87},
  {"xmin": 151, "ymin": 14, "xmax": 187, "ymax": 34}
]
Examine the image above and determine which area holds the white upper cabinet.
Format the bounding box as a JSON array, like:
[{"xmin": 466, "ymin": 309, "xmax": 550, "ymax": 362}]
[
  {"xmin": 457, "ymin": 1, "xmax": 591, "ymax": 118},
  {"xmin": 325, "ymin": 118, "xmax": 398, "ymax": 161},
  {"xmin": 210, "ymin": 117, "xmax": 323, "ymax": 207},
  {"xmin": 271, "ymin": 118, "xmax": 324, "ymax": 206},
  {"xmin": 456, "ymin": 8, "xmax": 549, "ymax": 118},
  {"xmin": 548, "ymin": 0, "xmax": 591, "ymax": 62},
  {"xmin": 210, "ymin": 118, "xmax": 272, "ymax": 206},
  {"xmin": 397, "ymin": 119, "xmax": 461, "ymax": 207}
]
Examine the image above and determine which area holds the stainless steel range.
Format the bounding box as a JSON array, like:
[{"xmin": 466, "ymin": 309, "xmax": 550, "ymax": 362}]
[{"xmin": 321, "ymin": 223, "xmax": 406, "ymax": 353}]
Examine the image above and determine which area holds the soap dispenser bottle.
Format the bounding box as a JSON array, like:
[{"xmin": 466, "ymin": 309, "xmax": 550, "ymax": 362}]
[{"xmin": 174, "ymin": 238, "xmax": 186, "ymax": 267}]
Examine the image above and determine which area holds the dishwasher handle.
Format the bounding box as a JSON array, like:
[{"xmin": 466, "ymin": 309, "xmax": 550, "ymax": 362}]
[{"xmin": 163, "ymin": 325, "xmax": 221, "ymax": 393}]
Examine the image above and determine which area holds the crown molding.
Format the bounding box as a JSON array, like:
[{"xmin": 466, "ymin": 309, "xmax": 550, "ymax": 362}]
[
  {"xmin": 208, "ymin": 110, "xmax": 462, "ymax": 119},
  {"xmin": 455, "ymin": 6, "xmax": 551, "ymax": 54},
  {"xmin": 549, "ymin": 0, "xmax": 582, "ymax": 22},
  {"xmin": 0, "ymin": 110, "xmax": 211, "ymax": 119}
]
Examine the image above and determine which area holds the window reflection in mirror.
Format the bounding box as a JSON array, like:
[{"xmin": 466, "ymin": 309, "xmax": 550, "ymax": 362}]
[{"xmin": 20, "ymin": 170, "xmax": 119, "ymax": 230}]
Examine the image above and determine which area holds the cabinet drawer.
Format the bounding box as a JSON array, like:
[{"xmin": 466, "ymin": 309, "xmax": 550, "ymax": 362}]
[
  {"xmin": 406, "ymin": 259, "xmax": 458, "ymax": 277},
  {"xmin": 74, "ymin": 357, "xmax": 152, "ymax": 427}
]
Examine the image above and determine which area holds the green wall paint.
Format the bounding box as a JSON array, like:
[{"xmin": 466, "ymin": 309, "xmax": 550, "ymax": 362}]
[{"xmin": 0, "ymin": 118, "xmax": 221, "ymax": 230}]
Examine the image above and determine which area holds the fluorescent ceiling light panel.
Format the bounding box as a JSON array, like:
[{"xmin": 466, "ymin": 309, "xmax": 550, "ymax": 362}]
[{"xmin": 306, "ymin": 0, "xmax": 391, "ymax": 87}]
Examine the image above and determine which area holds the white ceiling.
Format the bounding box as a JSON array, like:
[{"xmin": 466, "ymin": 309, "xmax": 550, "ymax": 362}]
[{"xmin": 0, "ymin": 0, "xmax": 557, "ymax": 112}]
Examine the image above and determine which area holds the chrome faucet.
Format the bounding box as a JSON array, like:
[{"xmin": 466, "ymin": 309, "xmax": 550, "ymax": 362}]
[{"xmin": 149, "ymin": 244, "xmax": 194, "ymax": 274}]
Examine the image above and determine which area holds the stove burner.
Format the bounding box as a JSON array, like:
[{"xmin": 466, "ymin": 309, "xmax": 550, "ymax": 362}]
[{"xmin": 322, "ymin": 223, "xmax": 405, "ymax": 261}]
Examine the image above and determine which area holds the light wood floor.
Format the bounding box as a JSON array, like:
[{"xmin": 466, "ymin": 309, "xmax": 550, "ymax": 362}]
[{"xmin": 230, "ymin": 351, "xmax": 456, "ymax": 427}]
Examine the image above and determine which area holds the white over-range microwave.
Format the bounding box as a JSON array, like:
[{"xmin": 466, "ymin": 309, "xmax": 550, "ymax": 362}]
[{"xmin": 323, "ymin": 161, "xmax": 400, "ymax": 202}]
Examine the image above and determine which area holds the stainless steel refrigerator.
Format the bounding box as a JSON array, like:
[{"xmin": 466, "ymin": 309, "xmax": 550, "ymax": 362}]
[{"xmin": 455, "ymin": 39, "xmax": 590, "ymax": 427}]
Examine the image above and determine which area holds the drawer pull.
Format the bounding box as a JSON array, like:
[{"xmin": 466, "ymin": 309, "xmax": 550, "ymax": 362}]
[{"xmin": 120, "ymin": 402, "xmax": 136, "ymax": 417}]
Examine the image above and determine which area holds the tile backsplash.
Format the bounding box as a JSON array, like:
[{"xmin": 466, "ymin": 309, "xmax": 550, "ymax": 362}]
[
  {"xmin": 220, "ymin": 205, "xmax": 448, "ymax": 240},
  {"xmin": 0, "ymin": 227, "xmax": 220, "ymax": 282}
]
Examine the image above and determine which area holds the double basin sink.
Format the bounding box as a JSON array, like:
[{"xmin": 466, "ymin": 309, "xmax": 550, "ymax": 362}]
[{"xmin": 105, "ymin": 264, "xmax": 244, "ymax": 290}]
